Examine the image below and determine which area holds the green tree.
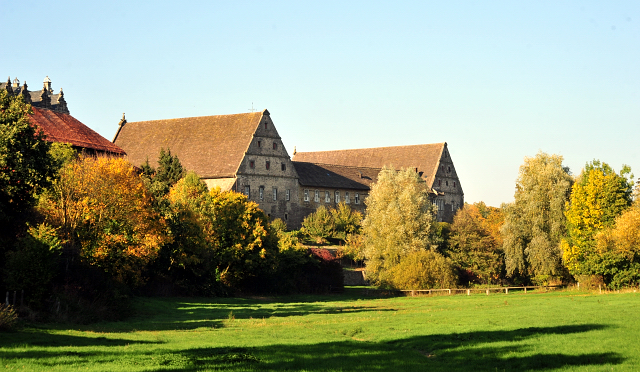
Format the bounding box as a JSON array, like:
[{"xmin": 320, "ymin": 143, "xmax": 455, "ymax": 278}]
[
  {"xmin": 301, "ymin": 205, "xmax": 334, "ymax": 244},
  {"xmin": 562, "ymin": 160, "xmax": 634, "ymax": 286},
  {"xmin": 331, "ymin": 202, "xmax": 362, "ymax": 239},
  {"xmin": 501, "ymin": 152, "xmax": 573, "ymax": 283},
  {"xmin": 448, "ymin": 202, "xmax": 504, "ymax": 285},
  {"xmin": 142, "ymin": 148, "xmax": 185, "ymax": 199},
  {"xmin": 362, "ymin": 167, "xmax": 449, "ymax": 288},
  {"xmin": 0, "ymin": 90, "xmax": 56, "ymax": 234}
]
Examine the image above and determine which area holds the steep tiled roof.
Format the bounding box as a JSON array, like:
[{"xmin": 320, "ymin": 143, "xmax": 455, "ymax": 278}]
[
  {"xmin": 293, "ymin": 143, "xmax": 446, "ymax": 188},
  {"xmin": 29, "ymin": 107, "xmax": 125, "ymax": 155},
  {"xmin": 293, "ymin": 162, "xmax": 379, "ymax": 190},
  {"xmin": 113, "ymin": 111, "xmax": 266, "ymax": 178}
]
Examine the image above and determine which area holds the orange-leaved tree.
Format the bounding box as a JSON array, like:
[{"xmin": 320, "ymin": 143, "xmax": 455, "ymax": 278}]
[{"xmin": 38, "ymin": 157, "xmax": 168, "ymax": 287}]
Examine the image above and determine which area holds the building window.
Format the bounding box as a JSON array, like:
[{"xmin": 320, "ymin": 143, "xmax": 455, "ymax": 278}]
[
  {"xmin": 446, "ymin": 180, "xmax": 449, "ymax": 186},
  {"xmin": 325, "ymin": 191, "xmax": 330, "ymax": 203},
  {"xmin": 249, "ymin": 160, "xmax": 255, "ymax": 168},
  {"xmin": 438, "ymin": 179, "xmax": 441, "ymax": 187},
  {"xmin": 448, "ymin": 166, "xmax": 451, "ymax": 173},
  {"xmin": 314, "ymin": 190, "xmax": 319, "ymax": 202},
  {"xmin": 453, "ymin": 181, "xmax": 456, "ymax": 188},
  {"xmin": 273, "ymin": 187, "xmax": 277, "ymax": 201},
  {"xmin": 281, "ymin": 163, "xmax": 286, "ymax": 171},
  {"xmin": 304, "ymin": 189, "xmax": 309, "ymax": 202},
  {"xmin": 273, "ymin": 142, "xmax": 277, "ymax": 150},
  {"xmin": 259, "ymin": 186, "xmax": 264, "ymax": 200},
  {"xmin": 286, "ymin": 189, "xmax": 290, "ymax": 201},
  {"xmin": 266, "ymin": 161, "xmax": 270, "ymax": 170},
  {"xmin": 244, "ymin": 185, "xmax": 250, "ymax": 197},
  {"xmin": 284, "ymin": 213, "xmax": 288, "ymax": 221},
  {"xmin": 335, "ymin": 191, "xmax": 340, "ymax": 203},
  {"xmin": 355, "ymin": 193, "xmax": 360, "ymax": 204},
  {"xmin": 434, "ymin": 198, "xmax": 444, "ymax": 211},
  {"xmin": 345, "ymin": 192, "xmax": 350, "ymax": 204},
  {"xmin": 264, "ymin": 122, "xmax": 268, "ymax": 129},
  {"xmin": 257, "ymin": 140, "xmax": 261, "ymax": 147}
]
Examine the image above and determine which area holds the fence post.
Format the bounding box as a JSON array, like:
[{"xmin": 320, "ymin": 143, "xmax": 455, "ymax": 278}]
[
  {"xmin": 467, "ymin": 289, "xmax": 470, "ymax": 296},
  {"xmin": 599, "ymin": 285, "xmax": 602, "ymax": 294},
  {"xmin": 524, "ymin": 287, "xmax": 527, "ymax": 294},
  {"xmin": 505, "ymin": 288, "xmax": 509, "ymax": 294},
  {"xmin": 448, "ymin": 289, "xmax": 451, "ymax": 295},
  {"xmin": 486, "ymin": 289, "xmax": 489, "ymax": 296}
]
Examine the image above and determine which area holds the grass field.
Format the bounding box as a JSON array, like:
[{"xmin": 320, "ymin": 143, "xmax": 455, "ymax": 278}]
[{"xmin": 1, "ymin": 288, "xmax": 638, "ymax": 371}]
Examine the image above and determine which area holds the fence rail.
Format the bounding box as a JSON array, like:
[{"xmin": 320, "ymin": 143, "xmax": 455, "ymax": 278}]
[{"xmin": 400, "ymin": 285, "xmax": 563, "ymax": 296}]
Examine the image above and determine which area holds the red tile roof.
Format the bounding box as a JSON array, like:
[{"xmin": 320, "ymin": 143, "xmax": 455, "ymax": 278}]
[{"xmin": 29, "ymin": 107, "xmax": 125, "ymax": 155}]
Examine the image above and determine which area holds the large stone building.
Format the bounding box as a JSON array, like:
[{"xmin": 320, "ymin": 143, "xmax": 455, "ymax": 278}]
[
  {"xmin": 293, "ymin": 143, "xmax": 464, "ymax": 222},
  {"xmin": 2, "ymin": 76, "xmax": 125, "ymax": 156},
  {"xmin": 113, "ymin": 109, "xmax": 464, "ymax": 226}
]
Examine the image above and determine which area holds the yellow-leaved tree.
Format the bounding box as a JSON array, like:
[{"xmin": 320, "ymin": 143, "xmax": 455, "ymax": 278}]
[
  {"xmin": 562, "ymin": 161, "xmax": 634, "ymax": 287},
  {"xmin": 38, "ymin": 157, "xmax": 168, "ymax": 287}
]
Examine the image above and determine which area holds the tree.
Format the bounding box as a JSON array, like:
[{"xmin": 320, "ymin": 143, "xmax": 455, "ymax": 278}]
[
  {"xmin": 0, "ymin": 90, "xmax": 56, "ymax": 234},
  {"xmin": 562, "ymin": 160, "xmax": 634, "ymax": 286},
  {"xmin": 301, "ymin": 205, "xmax": 334, "ymax": 244},
  {"xmin": 38, "ymin": 157, "xmax": 168, "ymax": 287},
  {"xmin": 501, "ymin": 152, "xmax": 573, "ymax": 283},
  {"xmin": 362, "ymin": 167, "xmax": 451, "ymax": 288},
  {"xmin": 448, "ymin": 202, "xmax": 504, "ymax": 285},
  {"xmin": 141, "ymin": 148, "xmax": 185, "ymax": 199}
]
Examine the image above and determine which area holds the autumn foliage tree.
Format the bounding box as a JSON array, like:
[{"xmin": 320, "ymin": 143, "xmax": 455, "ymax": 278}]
[
  {"xmin": 501, "ymin": 152, "xmax": 573, "ymax": 283},
  {"xmin": 38, "ymin": 157, "xmax": 168, "ymax": 287},
  {"xmin": 448, "ymin": 202, "xmax": 504, "ymax": 285},
  {"xmin": 562, "ymin": 161, "xmax": 634, "ymax": 287}
]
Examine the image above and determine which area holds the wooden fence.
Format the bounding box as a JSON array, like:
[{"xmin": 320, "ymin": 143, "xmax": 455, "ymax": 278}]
[{"xmin": 400, "ymin": 285, "xmax": 563, "ymax": 297}]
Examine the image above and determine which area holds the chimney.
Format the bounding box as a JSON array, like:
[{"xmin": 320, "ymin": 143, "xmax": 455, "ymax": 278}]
[{"xmin": 20, "ymin": 82, "xmax": 31, "ymax": 104}]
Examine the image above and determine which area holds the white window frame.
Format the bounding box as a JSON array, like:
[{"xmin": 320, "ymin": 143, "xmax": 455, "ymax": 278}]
[
  {"xmin": 285, "ymin": 189, "xmax": 290, "ymax": 201},
  {"xmin": 355, "ymin": 193, "xmax": 360, "ymax": 204},
  {"xmin": 259, "ymin": 186, "xmax": 264, "ymax": 201},
  {"xmin": 273, "ymin": 187, "xmax": 277, "ymax": 201},
  {"xmin": 304, "ymin": 189, "xmax": 309, "ymax": 202},
  {"xmin": 345, "ymin": 192, "xmax": 350, "ymax": 204},
  {"xmin": 335, "ymin": 191, "xmax": 340, "ymax": 203},
  {"xmin": 314, "ymin": 190, "xmax": 319, "ymax": 202},
  {"xmin": 325, "ymin": 191, "xmax": 330, "ymax": 203},
  {"xmin": 244, "ymin": 185, "xmax": 250, "ymax": 197}
]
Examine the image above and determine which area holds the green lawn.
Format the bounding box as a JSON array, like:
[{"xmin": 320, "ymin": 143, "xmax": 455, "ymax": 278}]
[{"xmin": 1, "ymin": 288, "xmax": 638, "ymax": 371}]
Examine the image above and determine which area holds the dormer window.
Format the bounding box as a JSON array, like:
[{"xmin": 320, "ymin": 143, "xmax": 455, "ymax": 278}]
[{"xmin": 266, "ymin": 161, "xmax": 270, "ymax": 170}]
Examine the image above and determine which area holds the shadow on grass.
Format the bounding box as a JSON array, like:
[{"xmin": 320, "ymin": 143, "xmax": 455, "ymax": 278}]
[
  {"xmin": 69, "ymin": 293, "xmax": 401, "ymax": 332},
  {"xmin": 166, "ymin": 324, "xmax": 623, "ymax": 371},
  {"xmin": 0, "ymin": 324, "xmax": 623, "ymax": 371}
]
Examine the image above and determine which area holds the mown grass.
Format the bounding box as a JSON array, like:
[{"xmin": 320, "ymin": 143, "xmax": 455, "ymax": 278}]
[{"xmin": 1, "ymin": 288, "xmax": 638, "ymax": 371}]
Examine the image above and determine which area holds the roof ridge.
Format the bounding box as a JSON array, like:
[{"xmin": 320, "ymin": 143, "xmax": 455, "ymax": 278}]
[
  {"xmin": 295, "ymin": 142, "xmax": 445, "ymax": 153},
  {"xmin": 126, "ymin": 111, "xmax": 262, "ymax": 124}
]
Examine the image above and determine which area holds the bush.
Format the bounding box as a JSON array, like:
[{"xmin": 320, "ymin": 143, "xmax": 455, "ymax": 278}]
[
  {"xmin": 0, "ymin": 304, "xmax": 18, "ymax": 331},
  {"xmin": 387, "ymin": 250, "xmax": 457, "ymax": 290},
  {"xmin": 331, "ymin": 203, "xmax": 362, "ymax": 239}
]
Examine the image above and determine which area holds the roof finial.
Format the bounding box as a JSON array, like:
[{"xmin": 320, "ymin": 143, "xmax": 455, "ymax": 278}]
[
  {"xmin": 5, "ymin": 77, "xmax": 13, "ymax": 94},
  {"xmin": 118, "ymin": 113, "xmax": 127, "ymax": 127},
  {"xmin": 293, "ymin": 146, "xmax": 297, "ymax": 155}
]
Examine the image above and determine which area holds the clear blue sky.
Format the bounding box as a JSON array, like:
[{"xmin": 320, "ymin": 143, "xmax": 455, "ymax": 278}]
[{"xmin": 3, "ymin": 1, "xmax": 639, "ymax": 207}]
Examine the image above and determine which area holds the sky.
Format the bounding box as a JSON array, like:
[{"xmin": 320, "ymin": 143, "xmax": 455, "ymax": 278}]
[{"xmin": 3, "ymin": 1, "xmax": 639, "ymax": 207}]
